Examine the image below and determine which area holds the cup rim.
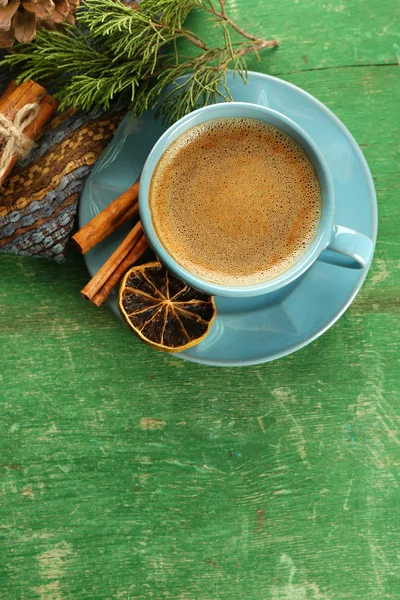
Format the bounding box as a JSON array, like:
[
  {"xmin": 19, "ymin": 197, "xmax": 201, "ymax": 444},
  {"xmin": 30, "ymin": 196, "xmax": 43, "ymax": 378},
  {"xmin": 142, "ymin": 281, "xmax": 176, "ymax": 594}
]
[{"xmin": 139, "ymin": 101, "xmax": 335, "ymax": 297}]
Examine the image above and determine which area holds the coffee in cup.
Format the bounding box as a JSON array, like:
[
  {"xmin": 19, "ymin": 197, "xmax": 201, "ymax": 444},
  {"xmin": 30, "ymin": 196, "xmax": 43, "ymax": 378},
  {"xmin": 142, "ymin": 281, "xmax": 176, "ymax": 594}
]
[{"xmin": 149, "ymin": 117, "xmax": 322, "ymax": 286}]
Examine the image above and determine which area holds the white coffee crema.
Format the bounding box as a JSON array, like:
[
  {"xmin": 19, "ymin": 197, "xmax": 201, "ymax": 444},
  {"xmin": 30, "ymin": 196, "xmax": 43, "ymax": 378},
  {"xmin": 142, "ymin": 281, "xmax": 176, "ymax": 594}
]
[{"xmin": 149, "ymin": 117, "xmax": 322, "ymax": 286}]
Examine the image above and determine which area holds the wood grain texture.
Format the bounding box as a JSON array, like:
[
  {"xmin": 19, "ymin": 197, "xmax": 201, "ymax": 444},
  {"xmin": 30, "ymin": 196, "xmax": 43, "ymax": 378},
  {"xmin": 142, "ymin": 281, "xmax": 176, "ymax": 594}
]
[{"xmin": 0, "ymin": 0, "xmax": 399, "ymax": 598}]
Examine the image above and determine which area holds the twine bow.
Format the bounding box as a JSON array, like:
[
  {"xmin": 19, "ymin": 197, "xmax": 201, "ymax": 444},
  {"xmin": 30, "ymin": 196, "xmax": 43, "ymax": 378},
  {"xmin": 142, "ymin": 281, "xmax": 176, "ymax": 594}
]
[{"xmin": 0, "ymin": 102, "xmax": 40, "ymax": 182}]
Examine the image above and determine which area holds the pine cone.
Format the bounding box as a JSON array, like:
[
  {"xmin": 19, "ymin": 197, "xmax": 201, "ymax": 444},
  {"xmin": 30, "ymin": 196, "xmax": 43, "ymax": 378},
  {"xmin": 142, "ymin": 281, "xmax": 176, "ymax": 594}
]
[{"xmin": 0, "ymin": 0, "xmax": 79, "ymax": 47}]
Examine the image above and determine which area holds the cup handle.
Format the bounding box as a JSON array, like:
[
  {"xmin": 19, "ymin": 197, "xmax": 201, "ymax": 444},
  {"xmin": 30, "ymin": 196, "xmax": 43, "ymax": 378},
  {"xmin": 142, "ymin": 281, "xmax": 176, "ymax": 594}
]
[{"xmin": 323, "ymin": 225, "xmax": 374, "ymax": 269}]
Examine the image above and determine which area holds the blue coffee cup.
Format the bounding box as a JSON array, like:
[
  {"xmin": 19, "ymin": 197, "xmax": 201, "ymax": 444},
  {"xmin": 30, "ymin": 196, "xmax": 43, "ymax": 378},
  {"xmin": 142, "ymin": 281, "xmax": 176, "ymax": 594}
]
[{"xmin": 139, "ymin": 102, "xmax": 374, "ymax": 298}]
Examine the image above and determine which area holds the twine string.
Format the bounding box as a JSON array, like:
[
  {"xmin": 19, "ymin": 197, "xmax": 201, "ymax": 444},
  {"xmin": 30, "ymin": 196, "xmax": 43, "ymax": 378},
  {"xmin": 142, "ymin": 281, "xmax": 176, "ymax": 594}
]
[{"xmin": 0, "ymin": 102, "xmax": 40, "ymax": 181}]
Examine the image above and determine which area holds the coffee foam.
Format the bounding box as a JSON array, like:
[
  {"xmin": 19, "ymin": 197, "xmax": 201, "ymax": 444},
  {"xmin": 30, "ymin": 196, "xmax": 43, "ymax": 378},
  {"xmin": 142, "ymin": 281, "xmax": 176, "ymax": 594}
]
[{"xmin": 150, "ymin": 118, "xmax": 322, "ymax": 286}]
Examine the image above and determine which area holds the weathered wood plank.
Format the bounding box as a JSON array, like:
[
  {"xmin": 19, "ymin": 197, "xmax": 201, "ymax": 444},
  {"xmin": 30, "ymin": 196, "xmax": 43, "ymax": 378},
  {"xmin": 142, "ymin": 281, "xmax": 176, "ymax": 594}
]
[
  {"xmin": 0, "ymin": 1, "xmax": 399, "ymax": 597},
  {"xmin": 189, "ymin": 0, "xmax": 400, "ymax": 73}
]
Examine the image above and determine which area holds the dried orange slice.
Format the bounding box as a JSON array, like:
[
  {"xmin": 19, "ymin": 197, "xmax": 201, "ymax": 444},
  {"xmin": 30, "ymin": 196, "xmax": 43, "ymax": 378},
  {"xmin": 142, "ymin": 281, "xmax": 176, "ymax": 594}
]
[{"xmin": 119, "ymin": 262, "xmax": 216, "ymax": 353}]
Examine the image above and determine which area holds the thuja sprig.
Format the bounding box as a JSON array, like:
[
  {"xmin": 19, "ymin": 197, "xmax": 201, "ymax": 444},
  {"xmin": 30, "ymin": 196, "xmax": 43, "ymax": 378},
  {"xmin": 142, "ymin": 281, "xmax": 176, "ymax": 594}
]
[{"xmin": 1, "ymin": 0, "xmax": 278, "ymax": 122}]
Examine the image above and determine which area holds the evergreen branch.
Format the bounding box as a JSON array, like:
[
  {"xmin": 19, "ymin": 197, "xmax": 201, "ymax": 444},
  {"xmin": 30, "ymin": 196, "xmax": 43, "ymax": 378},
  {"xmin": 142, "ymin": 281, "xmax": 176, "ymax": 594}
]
[
  {"xmin": 0, "ymin": 0, "xmax": 278, "ymax": 123},
  {"xmin": 79, "ymin": 0, "xmax": 209, "ymax": 51},
  {"xmin": 140, "ymin": 0, "xmax": 200, "ymax": 28},
  {"xmin": 7, "ymin": 28, "xmax": 113, "ymax": 82},
  {"xmin": 203, "ymin": 0, "xmax": 263, "ymax": 43}
]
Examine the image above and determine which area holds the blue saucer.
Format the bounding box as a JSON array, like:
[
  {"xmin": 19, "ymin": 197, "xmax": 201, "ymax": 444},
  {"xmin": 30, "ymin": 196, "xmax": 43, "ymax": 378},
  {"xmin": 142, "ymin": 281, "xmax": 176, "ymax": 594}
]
[{"xmin": 79, "ymin": 72, "xmax": 377, "ymax": 367}]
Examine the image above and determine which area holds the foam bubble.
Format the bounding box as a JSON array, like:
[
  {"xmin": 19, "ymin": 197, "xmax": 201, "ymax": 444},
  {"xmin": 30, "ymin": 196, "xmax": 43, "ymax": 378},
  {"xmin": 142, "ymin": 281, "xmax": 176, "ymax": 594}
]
[{"xmin": 150, "ymin": 118, "xmax": 322, "ymax": 286}]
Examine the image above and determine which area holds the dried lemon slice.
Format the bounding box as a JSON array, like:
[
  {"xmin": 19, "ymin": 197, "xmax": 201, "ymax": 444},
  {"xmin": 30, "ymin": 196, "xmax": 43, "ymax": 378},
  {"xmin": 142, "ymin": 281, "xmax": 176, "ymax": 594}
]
[{"xmin": 119, "ymin": 262, "xmax": 216, "ymax": 352}]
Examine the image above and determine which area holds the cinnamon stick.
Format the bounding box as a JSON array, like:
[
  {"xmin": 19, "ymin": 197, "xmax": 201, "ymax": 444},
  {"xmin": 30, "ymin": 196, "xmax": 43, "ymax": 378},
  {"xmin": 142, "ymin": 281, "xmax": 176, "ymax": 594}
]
[
  {"xmin": 24, "ymin": 94, "xmax": 58, "ymax": 140},
  {"xmin": 81, "ymin": 220, "xmax": 143, "ymax": 302},
  {"xmin": 0, "ymin": 80, "xmax": 58, "ymax": 186},
  {"xmin": 0, "ymin": 80, "xmax": 44, "ymax": 118},
  {"xmin": 91, "ymin": 234, "xmax": 149, "ymax": 307},
  {"xmin": 0, "ymin": 81, "xmax": 17, "ymax": 105},
  {"xmin": 72, "ymin": 181, "xmax": 139, "ymax": 254}
]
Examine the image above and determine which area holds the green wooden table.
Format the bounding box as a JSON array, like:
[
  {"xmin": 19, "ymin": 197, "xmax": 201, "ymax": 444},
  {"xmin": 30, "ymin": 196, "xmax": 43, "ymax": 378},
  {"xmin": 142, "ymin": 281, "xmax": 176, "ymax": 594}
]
[{"xmin": 1, "ymin": 1, "xmax": 399, "ymax": 598}]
